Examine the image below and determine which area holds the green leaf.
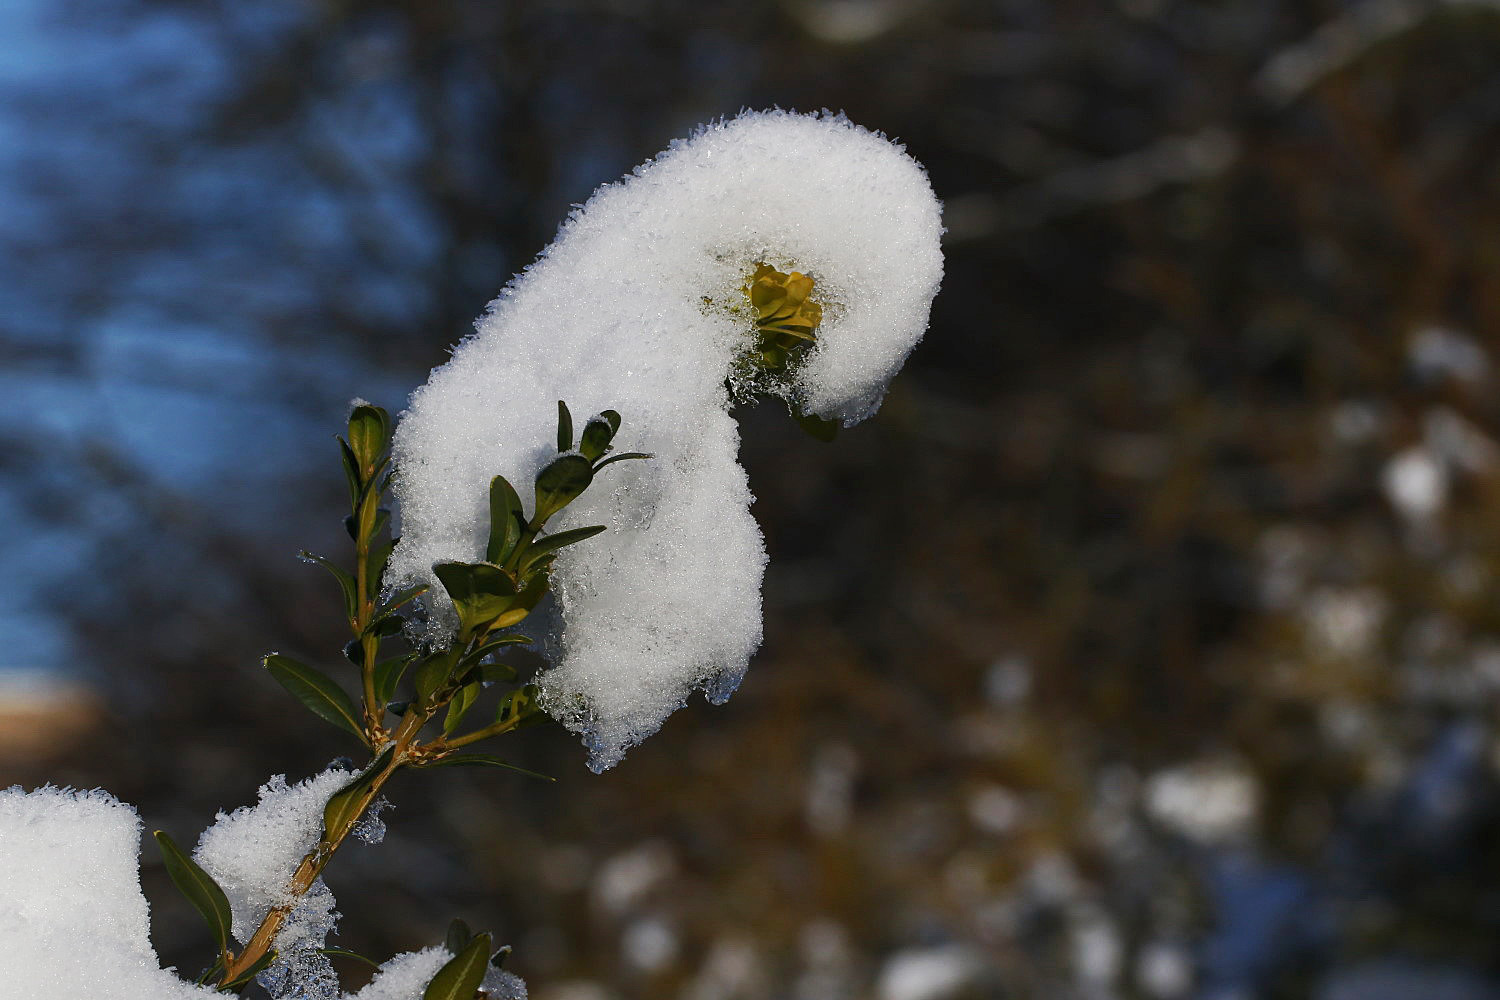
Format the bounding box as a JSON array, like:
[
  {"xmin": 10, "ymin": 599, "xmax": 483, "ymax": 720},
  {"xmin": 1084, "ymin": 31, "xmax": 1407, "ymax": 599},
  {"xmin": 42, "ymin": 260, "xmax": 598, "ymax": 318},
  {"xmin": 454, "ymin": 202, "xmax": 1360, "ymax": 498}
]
[
  {"xmin": 533, "ymin": 454, "xmax": 593, "ymax": 521},
  {"xmin": 433, "ymin": 561, "xmax": 520, "ymax": 633},
  {"xmin": 194, "ymin": 956, "xmax": 225, "ymax": 987},
  {"xmin": 323, "ymin": 746, "xmax": 395, "ymax": 842},
  {"xmin": 556, "ymin": 400, "xmax": 573, "ymax": 452},
  {"xmin": 379, "ymin": 583, "xmax": 428, "ymax": 615},
  {"xmin": 367, "ymin": 537, "xmax": 397, "ymax": 595},
  {"xmin": 443, "ymin": 680, "xmax": 482, "ymax": 735},
  {"xmin": 416, "ymin": 754, "xmax": 555, "ymax": 782},
  {"xmin": 367, "ymin": 613, "xmax": 405, "ymax": 638},
  {"xmin": 338, "ymin": 438, "xmax": 361, "ymax": 508},
  {"xmin": 300, "ymin": 551, "xmax": 358, "ymax": 621},
  {"xmin": 455, "ymin": 635, "xmax": 533, "ymax": 681},
  {"xmin": 793, "ymin": 407, "xmax": 839, "ymax": 442},
  {"xmin": 318, "ymin": 948, "xmax": 381, "ymax": 970},
  {"xmin": 578, "ymin": 412, "xmax": 619, "ymax": 461},
  {"xmin": 424, "ymin": 932, "xmax": 492, "ymax": 1000},
  {"xmin": 485, "ymin": 475, "xmax": 525, "ymax": 564},
  {"xmin": 413, "ymin": 654, "xmax": 454, "ymax": 705},
  {"xmin": 593, "ymin": 451, "xmax": 651, "ymax": 472},
  {"xmin": 510, "ymin": 567, "xmax": 552, "ymax": 614},
  {"xmin": 496, "ymin": 683, "xmax": 544, "ymax": 729},
  {"xmin": 518, "ymin": 525, "xmax": 606, "ymax": 576},
  {"xmin": 355, "ymin": 487, "xmax": 383, "ymax": 546},
  {"xmin": 444, "ymin": 918, "xmax": 472, "ymax": 956},
  {"xmin": 373, "ymin": 654, "xmax": 415, "ymax": 703},
  {"xmin": 219, "ymin": 949, "xmax": 277, "ymax": 992},
  {"xmin": 478, "ymin": 659, "xmax": 519, "ymax": 684},
  {"xmin": 153, "ymin": 831, "xmax": 234, "ymax": 955},
  {"xmin": 264, "ymin": 654, "xmax": 365, "ymax": 742},
  {"xmin": 348, "ymin": 404, "xmax": 390, "ymax": 475}
]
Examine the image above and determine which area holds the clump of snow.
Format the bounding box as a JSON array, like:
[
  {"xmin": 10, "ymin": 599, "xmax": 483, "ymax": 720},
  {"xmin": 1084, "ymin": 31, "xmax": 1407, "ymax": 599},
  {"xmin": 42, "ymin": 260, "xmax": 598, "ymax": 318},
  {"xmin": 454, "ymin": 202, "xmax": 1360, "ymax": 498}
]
[
  {"xmin": 345, "ymin": 947, "xmax": 451, "ymax": 1000},
  {"xmin": 389, "ymin": 109, "xmax": 943, "ymax": 770},
  {"xmin": 351, "ymin": 796, "xmax": 392, "ymax": 845},
  {"xmin": 193, "ymin": 768, "xmax": 356, "ymax": 1000},
  {"xmin": 193, "ymin": 767, "xmax": 353, "ymax": 945},
  {"xmin": 482, "ymin": 965, "xmax": 529, "ymax": 1000},
  {"xmin": 0, "ymin": 785, "xmax": 218, "ymax": 999}
]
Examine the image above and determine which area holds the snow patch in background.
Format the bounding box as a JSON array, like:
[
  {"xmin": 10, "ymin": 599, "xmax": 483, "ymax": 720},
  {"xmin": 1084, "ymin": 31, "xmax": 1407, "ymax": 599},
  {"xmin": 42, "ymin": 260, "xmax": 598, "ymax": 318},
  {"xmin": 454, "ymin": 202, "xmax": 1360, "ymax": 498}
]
[{"xmin": 389, "ymin": 109, "xmax": 943, "ymax": 770}]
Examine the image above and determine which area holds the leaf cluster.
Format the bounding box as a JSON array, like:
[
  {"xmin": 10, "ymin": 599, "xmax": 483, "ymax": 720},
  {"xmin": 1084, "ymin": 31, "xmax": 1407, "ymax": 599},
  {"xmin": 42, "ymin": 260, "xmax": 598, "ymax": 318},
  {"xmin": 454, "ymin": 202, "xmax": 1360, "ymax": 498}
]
[{"xmin": 152, "ymin": 399, "xmax": 646, "ymax": 994}]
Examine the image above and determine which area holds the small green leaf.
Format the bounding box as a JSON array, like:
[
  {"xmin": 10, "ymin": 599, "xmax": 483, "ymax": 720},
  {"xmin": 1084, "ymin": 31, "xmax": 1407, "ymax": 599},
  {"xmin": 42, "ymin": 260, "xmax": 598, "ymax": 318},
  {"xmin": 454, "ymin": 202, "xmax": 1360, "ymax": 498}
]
[
  {"xmin": 433, "ymin": 561, "xmax": 520, "ymax": 633},
  {"xmin": 478, "ymin": 659, "xmax": 519, "ymax": 684},
  {"xmin": 318, "ymin": 947, "xmax": 381, "ymax": 970},
  {"xmin": 486, "ymin": 475, "xmax": 525, "ymax": 564},
  {"xmin": 355, "ymin": 487, "xmax": 383, "ymax": 546},
  {"xmin": 379, "ymin": 583, "xmax": 428, "ymax": 615},
  {"xmin": 578, "ymin": 413, "xmax": 618, "ymax": 461},
  {"xmin": 413, "ymin": 654, "xmax": 454, "ymax": 705},
  {"xmin": 300, "ymin": 551, "xmax": 358, "ymax": 621},
  {"xmin": 455, "ymin": 635, "xmax": 533, "ymax": 680},
  {"xmin": 416, "ymin": 754, "xmax": 556, "ymax": 782},
  {"xmin": 153, "ymin": 831, "xmax": 234, "ymax": 955},
  {"xmin": 323, "ymin": 746, "xmax": 395, "ymax": 842},
  {"xmin": 424, "ymin": 932, "xmax": 492, "ymax": 1000},
  {"xmin": 348, "ymin": 404, "xmax": 390, "ymax": 475},
  {"xmin": 367, "ymin": 537, "xmax": 397, "ymax": 594},
  {"xmin": 338, "ymin": 438, "xmax": 361, "ymax": 507},
  {"xmin": 220, "ymin": 949, "xmax": 277, "ymax": 991},
  {"xmin": 792, "ymin": 407, "xmax": 839, "ymax": 442},
  {"xmin": 593, "ymin": 451, "xmax": 651, "ymax": 472},
  {"xmin": 510, "ymin": 568, "xmax": 552, "ymax": 614},
  {"xmin": 444, "ymin": 918, "xmax": 472, "ymax": 956},
  {"xmin": 533, "ymin": 454, "xmax": 593, "ymax": 521},
  {"xmin": 496, "ymin": 683, "xmax": 544, "ymax": 729},
  {"xmin": 556, "ymin": 400, "xmax": 573, "ymax": 452},
  {"xmin": 373, "ymin": 654, "xmax": 415, "ymax": 703},
  {"xmin": 443, "ymin": 680, "xmax": 482, "ymax": 735},
  {"xmin": 518, "ymin": 525, "xmax": 606, "ymax": 576},
  {"xmin": 367, "ymin": 613, "xmax": 405, "ymax": 638},
  {"xmin": 194, "ymin": 956, "xmax": 225, "ymax": 986},
  {"xmin": 264, "ymin": 654, "xmax": 366, "ymax": 742}
]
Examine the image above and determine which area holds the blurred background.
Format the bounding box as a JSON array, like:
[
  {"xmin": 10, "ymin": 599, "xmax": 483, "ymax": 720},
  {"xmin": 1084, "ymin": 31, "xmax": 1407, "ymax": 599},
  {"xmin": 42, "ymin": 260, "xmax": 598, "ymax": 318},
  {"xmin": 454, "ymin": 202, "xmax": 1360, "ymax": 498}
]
[{"xmin": 6, "ymin": 0, "xmax": 1500, "ymax": 997}]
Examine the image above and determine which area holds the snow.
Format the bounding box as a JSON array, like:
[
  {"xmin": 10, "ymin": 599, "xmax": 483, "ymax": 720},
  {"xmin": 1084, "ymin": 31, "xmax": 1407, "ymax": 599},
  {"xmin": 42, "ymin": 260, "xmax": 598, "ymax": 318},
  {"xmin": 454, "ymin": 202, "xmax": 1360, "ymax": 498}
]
[
  {"xmin": 193, "ymin": 767, "xmax": 356, "ymax": 999},
  {"xmin": 389, "ymin": 109, "xmax": 943, "ymax": 770},
  {"xmin": 343, "ymin": 945, "xmax": 526, "ymax": 1000},
  {"xmin": 345, "ymin": 947, "xmax": 451, "ymax": 1000},
  {"xmin": 0, "ymin": 785, "xmax": 218, "ymax": 999},
  {"xmin": 193, "ymin": 767, "xmax": 352, "ymax": 946},
  {"xmin": 482, "ymin": 965, "xmax": 529, "ymax": 1000}
]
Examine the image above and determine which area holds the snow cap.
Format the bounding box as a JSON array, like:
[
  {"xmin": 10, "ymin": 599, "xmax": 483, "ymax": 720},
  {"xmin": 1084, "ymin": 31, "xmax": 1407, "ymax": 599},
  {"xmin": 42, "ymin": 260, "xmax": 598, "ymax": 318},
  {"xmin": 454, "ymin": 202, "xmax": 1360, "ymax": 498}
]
[{"xmin": 389, "ymin": 110, "xmax": 943, "ymax": 770}]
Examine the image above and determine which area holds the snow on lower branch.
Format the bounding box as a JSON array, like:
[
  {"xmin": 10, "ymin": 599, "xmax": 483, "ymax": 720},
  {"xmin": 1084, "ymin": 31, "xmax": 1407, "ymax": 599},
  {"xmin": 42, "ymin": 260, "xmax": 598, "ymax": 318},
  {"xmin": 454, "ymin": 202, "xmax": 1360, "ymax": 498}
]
[{"xmin": 388, "ymin": 110, "xmax": 943, "ymax": 770}]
